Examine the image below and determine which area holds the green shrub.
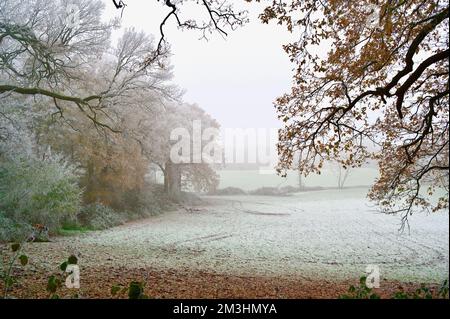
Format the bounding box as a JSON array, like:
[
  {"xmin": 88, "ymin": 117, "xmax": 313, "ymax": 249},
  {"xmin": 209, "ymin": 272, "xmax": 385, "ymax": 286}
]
[
  {"xmin": 392, "ymin": 280, "xmax": 449, "ymax": 299},
  {"xmin": 111, "ymin": 281, "xmax": 149, "ymax": 299},
  {"xmin": 118, "ymin": 184, "xmax": 174, "ymax": 217},
  {"xmin": 439, "ymin": 279, "xmax": 449, "ymax": 298},
  {"xmin": 128, "ymin": 281, "xmax": 147, "ymax": 299},
  {"xmin": 58, "ymin": 224, "xmax": 93, "ymax": 236},
  {"xmin": 339, "ymin": 276, "xmax": 381, "ymax": 299},
  {"xmin": 340, "ymin": 276, "xmax": 449, "ymax": 299},
  {"xmin": 1, "ymin": 243, "xmax": 29, "ymax": 298},
  {"xmin": 77, "ymin": 203, "xmax": 125, "ymax": 230},
  {"xmin": 73, "ymin": 185, "xmax": 178, "ymax": 232},
  {"xmin": 0, "ymin": 211, "xmax": 32, "ymax": 242},
  {"xmin": 0, "ymin": 155, "xmax": 82, "ymax": 233}
]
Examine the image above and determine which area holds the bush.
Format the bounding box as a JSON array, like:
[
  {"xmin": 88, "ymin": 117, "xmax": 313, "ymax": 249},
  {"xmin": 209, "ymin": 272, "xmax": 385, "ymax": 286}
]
[
  {"xmin": 392, "ymin": 280, "xmax": 449, "ymax": 299},
  {"xmin": 248, "ymin": 186, "xmax": 322, "ymax": 196},
  {"xmin": 0, "ymin": 211, "xmax": 32, "ymax": 242},
  {"xmin": 115, "ymin": 184, "xmax": 175, "ymax": 218},
  {"xmin": 111, "ymin": 280, "xmax": 149, "ymax": 299},
  {"xmin": 249, "ymin": 187, "xmax": 286, "ymax": 196},
  {"xmin": 339, "ymin": 276, "xmax": 380, "ymax": 299},
  {"xmin": 175, "ymin": 191, "xmax": 203, "ymax": 206},
  {"xmin": 208, "ymin": 187, "xmax": 247, "ymax": 196},
  {"xmin": 340, "ymin": 276, "xmax": 449, "ymax": 299},
  {"xmin": 0, "ymin": 154, "xmax": 82, "ymax": 234},
  {"xmin": 76, "ymin": 203, "xmax": 125, "ymax": 230},
  {"xmin": 71, "ymin": 184, "xmax": 180, "ymax": 232},
  {"xmin": 279, "ymin": 185, "xmax": 300, "ymax": 194},
  {"xmin": 1, "ymin": 243, "xmax": 29, "ymax": 298}
]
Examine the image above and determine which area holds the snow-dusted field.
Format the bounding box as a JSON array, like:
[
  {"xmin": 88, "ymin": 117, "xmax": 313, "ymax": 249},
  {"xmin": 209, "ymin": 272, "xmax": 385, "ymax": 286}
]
[{"xmin": 27, "ymin": 187, "xmax": 449, "ymax": 283}]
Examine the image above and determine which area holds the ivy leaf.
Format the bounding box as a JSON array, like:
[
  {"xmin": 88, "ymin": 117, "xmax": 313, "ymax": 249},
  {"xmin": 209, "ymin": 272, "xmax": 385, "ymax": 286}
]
[
  {"xmin": 111, "ymin": 285, "xmax": 121, "ymax": 296},
  {"xmin": 360, "ymin": 276, "xmax": 367, "ymax": 285},
  {"xmin": 128, "ymin": 281, "xmax": 144, "ymax": 299},
  {"xmin": 46, "ymin": 275, "xmax": 61, "ymax": 293},
  {"xmin": 5, "ymin": 276, "xmax": 15, "ymax": 288},
  {"xmin": 11, "ymin": 243, "xmax": 20, "ymax": 252},
  {"xmin": 68, "ymin": 255, "xmax": 78, "ymax": 265},
  {"xmin": 19, "ymin": 255, "xmax": 28, "ymax": 266},
  {"xmin": 60, "ymin": 261, "xmax": 68, "ymax": 271}
]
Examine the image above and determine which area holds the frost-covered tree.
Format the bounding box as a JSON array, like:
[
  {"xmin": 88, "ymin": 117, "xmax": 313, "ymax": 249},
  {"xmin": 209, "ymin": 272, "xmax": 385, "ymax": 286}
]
[
  {"xmin": 0, "ymin": 90, "xmax": 82, "ymax": 237},
  {"xmin": 1, "ymin": 15, "xmax": 182, "ymax": 207},
  {"xmin": 0, "ymin": 152, "xmax": 82, "ymax": 235},
  {"xmin": 0, "ymin": 0, "xmax": 221, "ymax": 222},
  {"xmin": 132, "ymin": 102, "xmax": 220, "ymax": 197},
  {"xmin": 0, "ymin": 0, "xmax": 175, "ymax": 129}
]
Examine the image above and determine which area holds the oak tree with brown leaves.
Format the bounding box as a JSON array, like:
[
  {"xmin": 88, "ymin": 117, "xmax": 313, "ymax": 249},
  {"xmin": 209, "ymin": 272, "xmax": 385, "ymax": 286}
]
[{"xmin": 250, "ymin": 0, "xmax": 449, "ymax": 230}]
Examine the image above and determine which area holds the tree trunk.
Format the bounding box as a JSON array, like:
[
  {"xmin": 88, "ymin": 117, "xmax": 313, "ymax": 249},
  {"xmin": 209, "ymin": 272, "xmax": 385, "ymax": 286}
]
[
  {"xmin": 164, "ymin": 161, "xmax": 181, "ymax": 198},
  {"xmin": 298, "ymin": 152, "xmax": 305, "ymax": 191},
  {"xmin": 298, "ymin": 170, "xmax": 305, "ymax": 191},
  {"xmin": 84, "ymin": 160, "xmax": 97, "ymax": 204},
  {"xmin": 337, "ymin": 166, "xmax": 350, "ymax": 189}
]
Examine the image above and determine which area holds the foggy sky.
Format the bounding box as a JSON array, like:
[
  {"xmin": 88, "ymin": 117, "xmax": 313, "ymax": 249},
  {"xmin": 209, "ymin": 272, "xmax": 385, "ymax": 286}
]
[{"xmin": 101, "ymin": 0, "xmax": 296, "ymax": 130}]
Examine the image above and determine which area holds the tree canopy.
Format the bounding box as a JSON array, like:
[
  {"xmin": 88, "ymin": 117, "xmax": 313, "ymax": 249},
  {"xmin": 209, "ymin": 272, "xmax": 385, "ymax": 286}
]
[
  {"xmin": 0, "ymin": 0, "xmax": 221, "ymax": 235},
  {"xmin": 247, "ymin": 0, "xmax": 448, "ymax": 229}
]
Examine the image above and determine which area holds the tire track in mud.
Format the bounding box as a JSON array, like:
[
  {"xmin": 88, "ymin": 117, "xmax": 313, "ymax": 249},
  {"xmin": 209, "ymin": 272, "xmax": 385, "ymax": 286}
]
[
  {"xmin": 332, "ymin": 218, "xmax": 418, "ymax": 267},
  {"xmin": 227, "ymin": 199, "xmax": 321, "ymax": 266},
  {"xmin": 332, "ymin": 216, "xmax": 447, "ymax": 269},
  {"xmin": 230, "ymin": 200, "xmax": 292, "ymax": 216},
  {"xmin": 161, "ymin": 198, "xmax": 286, "ymax": 253},
  {"xmin": 170, "ymin": 233, "xmax": 235, "ymax": 245},
  {"xmin": 229, "ymin": 198, "xmax": 446, "ymax": 273}
]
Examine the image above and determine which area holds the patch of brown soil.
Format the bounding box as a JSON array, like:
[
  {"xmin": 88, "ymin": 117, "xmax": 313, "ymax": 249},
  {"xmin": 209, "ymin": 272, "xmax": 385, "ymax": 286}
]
[{"xmin": 1, "ymin": 266, "xmax": 436, "ymax": 299}]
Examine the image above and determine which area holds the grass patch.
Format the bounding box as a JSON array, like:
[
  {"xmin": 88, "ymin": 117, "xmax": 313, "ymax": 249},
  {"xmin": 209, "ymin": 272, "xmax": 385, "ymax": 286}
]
[{"xmin": 58, "ymin": 225, "xmax": 93, "ymax": 236}]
